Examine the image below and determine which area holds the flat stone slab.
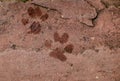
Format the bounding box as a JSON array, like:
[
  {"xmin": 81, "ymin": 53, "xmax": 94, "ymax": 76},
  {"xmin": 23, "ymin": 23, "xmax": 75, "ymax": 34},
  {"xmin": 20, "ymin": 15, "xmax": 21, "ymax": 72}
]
[{"xmin": 33, "ymin": 0, "xmax": 97, "ymax": 26}]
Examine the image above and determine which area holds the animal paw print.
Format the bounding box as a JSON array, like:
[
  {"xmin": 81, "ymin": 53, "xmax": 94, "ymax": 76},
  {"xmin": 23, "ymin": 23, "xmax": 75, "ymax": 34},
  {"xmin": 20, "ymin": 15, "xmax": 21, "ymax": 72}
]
[
  {"xmin": 49, "ymin": 32, "xmax": 74, "ymax": 62},
  {"xmin": 40, "ymin": 13, "xmax": 49, "ymax": 21},
  {"xmin": 27, "ymin": 6, "xmax": 42, "ymax": 18},
  {"xmin": 21, "ymin": 18, "xmax": 29, "ymax": 25},
  {"xmin": 27, "ymin": 6, "xmax": 48, "ymax": 21},
  {"xmin": 21, "ymin": 6, "xmax": 49, "ymax": 34},
  {"xmin": 53, "ymin": 32, "xmax": 74, "ymax": 53},
  {"xmin": 49, "ymin": 47, "xmax": 67, "ymax": 62},
  {"xmin": 54, "ymin": 32, "xmax": 69, "ymax": 44},
  {"xmin": 27, "ymin": 21, "xmax": 41, "ymax": 34},
  {"xmin": 64, "ymin": 44, "xmax": 74, "ymax": 53}
]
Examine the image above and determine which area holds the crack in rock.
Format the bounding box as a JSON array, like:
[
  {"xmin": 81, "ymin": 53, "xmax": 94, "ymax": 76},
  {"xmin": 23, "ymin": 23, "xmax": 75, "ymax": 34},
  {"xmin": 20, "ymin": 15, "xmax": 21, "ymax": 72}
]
[
  {"xmin": 101, "ymin": 0, "xmax": 120, "ymax": 8},
  {"xmin": 32, "ymin": 0, "xmax": 97, "ymax": 27}
]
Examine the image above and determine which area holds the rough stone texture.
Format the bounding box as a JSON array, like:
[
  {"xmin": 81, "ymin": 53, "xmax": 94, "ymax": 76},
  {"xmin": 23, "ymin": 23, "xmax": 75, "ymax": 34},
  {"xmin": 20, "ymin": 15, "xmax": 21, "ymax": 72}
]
[
  {"xmin": 0, "ymin": 48, "xmax": 120, "ymax": 81},
  {"xmin": 0, "ymin": 0, "xmax": 120, "ymax": 81},
  {"xmin": 33, "ymin": 0, "xmax": 97, "ymax": 26},
  {"xmin": 86, "ymin": 0, "xmax": 105, "ymax": 10},
  {"xmin": 101, "ymin": 0, "xmax": 120, "ymax": 7}
]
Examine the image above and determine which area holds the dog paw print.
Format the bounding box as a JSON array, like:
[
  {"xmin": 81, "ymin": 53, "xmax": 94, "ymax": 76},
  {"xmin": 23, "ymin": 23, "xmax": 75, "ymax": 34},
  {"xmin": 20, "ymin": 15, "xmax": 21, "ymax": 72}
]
[
  {"xmin": 27, "ymin": 21, "xmax": 41, "ymax": 34},
  {"xmin": 27, "ymin": 6, "xmax": 42, "ymax": 18},
  {"xmin": 49, "ymin": 44, "xmax": 74, "ymax": 62},
  {"xmin": 49, "ymin": 32, "xmax": 74, "ymax": 62},
  {"xmin": 49, "ymin": 47, "xmax": 67, "ymax": 62},
  {"xmin": 40, "ymin": 13, "xmax": 49, "ymax": 21},
  {"xmin": 21, "ymin": 18, "xmax": 29, "ymax": 25},
  {"xmin": 54, "ymin": 32, "xmax": 74, "ymax": 52},
  {"xmin": 27, "ymin": 6, "xmax": 48, "ymax": 21},
  {"xmin": 54, "ymin": 32, "xmax": 69, "ymax": 44},
  {"xmin": 21, "ymin": 6, "xmax": 49, "ymax": 34},
  {"xmin": 64, "ymin": 44, "xmax": 74, "ymax": 53}
]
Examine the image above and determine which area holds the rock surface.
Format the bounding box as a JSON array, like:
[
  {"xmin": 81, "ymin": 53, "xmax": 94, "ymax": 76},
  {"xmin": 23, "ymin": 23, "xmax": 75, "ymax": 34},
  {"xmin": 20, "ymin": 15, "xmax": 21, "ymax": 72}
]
[{"xmin": 0, "ymin": 0, "xmax": 120, "ymax": 81}]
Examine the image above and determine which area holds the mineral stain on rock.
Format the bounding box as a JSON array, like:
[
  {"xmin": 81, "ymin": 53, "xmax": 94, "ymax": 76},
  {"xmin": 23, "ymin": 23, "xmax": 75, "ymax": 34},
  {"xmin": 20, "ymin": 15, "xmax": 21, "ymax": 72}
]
[
  {"xmin": 64, "ymin": 44, "xmax": 74, "ymax": 53},
  {"xmin": 60, "ymin": 33, "xmax": 69, "ymax": 44},
  {"xmin": 34, "ymin": 6, "xmax": 42, "ymax": 17},
  {"xmin": 27, "ymin": 6, "xmax": 42, "ymax": 18},
  {"xmin": 54, "ymin": 32, "xmax": 69, "ymax": 44},
  {"xmin": 49, "ymin": 48, "xmax": 67, "ymax": 62},
  {"xmin": 27, "ymin": 7, "xmax": 36, "ymax": 18},
  {"xmin": 28, "ymin": 21, "xmax": 41, "ymax": 34},
  {"xmin": 21, "ymin": 18, "xmax": 29, "ymax": 25},
  {"xmin": 54, "ymin": 32, "xmax": 60, "ymax": 42},
  {"xmin": 40, "ymin": 13, "xmax": 49, "ymax": 21}
]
